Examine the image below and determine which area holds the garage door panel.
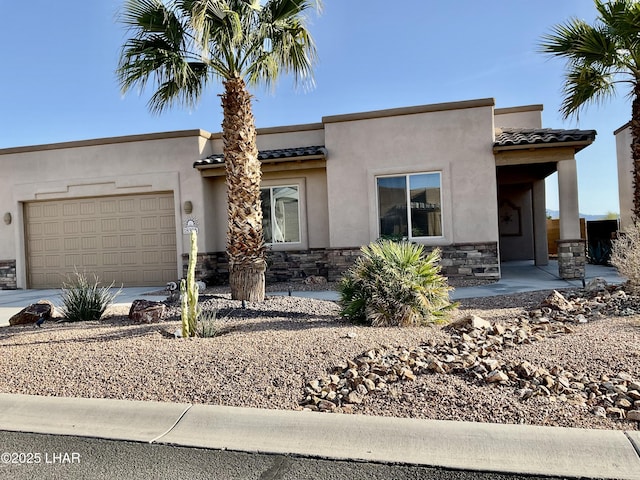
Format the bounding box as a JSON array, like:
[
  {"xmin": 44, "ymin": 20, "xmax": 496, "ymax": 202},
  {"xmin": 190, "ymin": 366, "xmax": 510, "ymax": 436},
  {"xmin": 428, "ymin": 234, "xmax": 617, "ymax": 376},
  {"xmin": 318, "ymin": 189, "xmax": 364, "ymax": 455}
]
[
  {"xmin": 161, "ymin": 233, "xmax": 176, "ymax": 246},
  {"xmin": 120, "ymin": 235, "xmax": 136, "ymax": 248},
  {"xmin": 101, "ymin": 218, "xmax": 119, "ymax": 232},
  {"xmin": 45, "ymin": 239, "xmax": 61, "ymax": 251},
  {"xmin": 65, "ymin": 254, "xmax": 81, "ymax": 267},
  {"xmin": 63, "ymin": 203, "xmax": 80, "ymax": 216},
  {"xmin": 26, "ymin": 193, "xmax": 177, "ymax": 288},
  {"xmin": 119, "ymin": 218, "xmax": 136, "ymax": 231},
  {"xmin": 43, "ymin": 204, "xmax": 59, "ymax": 218},
  {"xmin": 102, "ymin": 236, "xmax": 119, "ymax": 249},
  {"xmin": 63, "ymin": 221, "xmax": 80, "ymax": 235}
]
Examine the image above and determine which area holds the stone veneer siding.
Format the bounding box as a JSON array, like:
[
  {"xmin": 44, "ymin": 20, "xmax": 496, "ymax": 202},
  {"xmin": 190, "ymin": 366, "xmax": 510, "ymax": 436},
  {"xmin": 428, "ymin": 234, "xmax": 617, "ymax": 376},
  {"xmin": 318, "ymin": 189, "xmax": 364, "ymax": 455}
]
[
  {"xmin": 184, "ymin": 242, "xmax": 499, "ymax": 285},
  {"xmin": 557, "ymin": 239, "xmax": 586, "ymax": 280},
  {"xmin": 0, "ymin": 260, "xmax": 17, "ymax": 290}
]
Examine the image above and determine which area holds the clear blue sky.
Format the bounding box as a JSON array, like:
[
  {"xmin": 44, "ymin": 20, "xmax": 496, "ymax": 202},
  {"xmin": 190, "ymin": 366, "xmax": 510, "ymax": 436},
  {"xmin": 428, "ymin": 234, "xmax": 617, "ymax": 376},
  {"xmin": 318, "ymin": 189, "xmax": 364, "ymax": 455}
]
[{"xmin": 0, "ymin": 1, "xmax": 628, "ymax": 215}]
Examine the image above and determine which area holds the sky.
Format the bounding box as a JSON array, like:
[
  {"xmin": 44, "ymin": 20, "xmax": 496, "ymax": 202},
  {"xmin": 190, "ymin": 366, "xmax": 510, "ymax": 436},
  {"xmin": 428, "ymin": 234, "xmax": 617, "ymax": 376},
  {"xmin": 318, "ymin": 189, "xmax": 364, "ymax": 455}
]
[{"xmin": 0, "ymin": 1, "xmax": 630, "ymax": 216}]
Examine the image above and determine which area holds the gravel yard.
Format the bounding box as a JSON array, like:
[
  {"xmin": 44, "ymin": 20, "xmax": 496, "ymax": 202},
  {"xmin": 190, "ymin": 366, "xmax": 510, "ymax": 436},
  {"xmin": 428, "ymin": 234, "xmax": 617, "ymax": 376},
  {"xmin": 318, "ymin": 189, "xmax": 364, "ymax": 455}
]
[{"xmin": 1, "ymin": 284, "xmax": 639, "ymax": 431}]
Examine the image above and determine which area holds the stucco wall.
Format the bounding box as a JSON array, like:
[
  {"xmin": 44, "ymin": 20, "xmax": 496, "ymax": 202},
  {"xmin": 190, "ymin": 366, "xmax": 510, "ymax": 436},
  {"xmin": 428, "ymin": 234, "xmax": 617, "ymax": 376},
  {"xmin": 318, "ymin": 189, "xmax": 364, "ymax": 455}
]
[
  {"xmin": 616, "ymin": 123, "xmax": 633, "ymax": 231},
  {"xmin": 0, "ymin": 131, "xmax": 210, "ymax": 287},
  {"xmin": 324, "ymin": 101, "xmax": 499, "ymax": 248},
  {"xmin": 203, "ymin": 167, "xmax": 329, "ymax": 253},
  {"xmin": 494, "ymin": 105, "xmax": 543, "ymax": 129}
]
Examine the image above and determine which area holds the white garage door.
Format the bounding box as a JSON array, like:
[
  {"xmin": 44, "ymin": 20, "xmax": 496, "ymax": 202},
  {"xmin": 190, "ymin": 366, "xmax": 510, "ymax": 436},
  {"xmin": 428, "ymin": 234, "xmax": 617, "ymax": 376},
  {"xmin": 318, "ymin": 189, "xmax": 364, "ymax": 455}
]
[{"xmin": 25, "ymin": 193, "xmax": 177, "ymax": 288}]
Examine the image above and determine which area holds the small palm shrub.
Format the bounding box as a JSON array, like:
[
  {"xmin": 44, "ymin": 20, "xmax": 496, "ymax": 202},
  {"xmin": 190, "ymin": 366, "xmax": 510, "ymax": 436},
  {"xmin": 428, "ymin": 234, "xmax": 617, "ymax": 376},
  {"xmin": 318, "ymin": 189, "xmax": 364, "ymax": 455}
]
[
  {"xmin": 611, "ymin": 222, "xmax": 640, "ymax": 293},
  {"xmin": 338, "ymin": 240, "xmax": 455, "ymax": 327},
  {"xmin": 60, "ymin": 271, "xmax": 121, "ymax": 322}
]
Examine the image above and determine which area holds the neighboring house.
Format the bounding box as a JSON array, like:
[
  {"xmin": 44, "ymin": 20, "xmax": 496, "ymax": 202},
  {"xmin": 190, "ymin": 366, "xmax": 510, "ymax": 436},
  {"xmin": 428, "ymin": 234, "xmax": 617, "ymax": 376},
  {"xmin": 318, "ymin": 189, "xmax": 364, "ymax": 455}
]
[
  {"xmin": 615, "ymin": 122, "xmax": 633, "ymax": 231},
  {"xmin": 0, "ymin": 98, "xmax": 595, "ymax": 289}
]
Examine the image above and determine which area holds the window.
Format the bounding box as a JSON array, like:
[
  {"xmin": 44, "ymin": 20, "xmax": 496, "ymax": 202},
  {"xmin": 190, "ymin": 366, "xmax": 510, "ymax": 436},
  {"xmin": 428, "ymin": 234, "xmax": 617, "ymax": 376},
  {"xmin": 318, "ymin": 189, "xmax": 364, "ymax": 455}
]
[
  {"xmin": 377, "ymin": 172, "xmax": 442, "ymax": 238},
  {"xmin": 261, "ymin": 185, "xmax": 301, "ymax": 244}
]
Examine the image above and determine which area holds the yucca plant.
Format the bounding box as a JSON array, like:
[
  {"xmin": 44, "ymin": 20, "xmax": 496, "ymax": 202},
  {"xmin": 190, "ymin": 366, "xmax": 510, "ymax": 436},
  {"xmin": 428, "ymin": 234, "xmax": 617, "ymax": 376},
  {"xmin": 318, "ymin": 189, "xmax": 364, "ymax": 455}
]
[
  {"xmin": 196, "ymin": 309, "xmax": 222, "ymax": 338},
  {"xmin": 60, "ymin": 271, "xmax": 121, "ymax": 322},
  {"xmin": 338, "ymin": 240, "xmax": 455, "ymax": 327}
]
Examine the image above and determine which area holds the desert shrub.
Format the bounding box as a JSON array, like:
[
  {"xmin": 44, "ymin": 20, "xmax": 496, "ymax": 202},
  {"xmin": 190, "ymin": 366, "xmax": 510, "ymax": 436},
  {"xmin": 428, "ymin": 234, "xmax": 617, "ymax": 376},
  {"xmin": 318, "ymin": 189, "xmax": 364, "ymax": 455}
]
[
  {"xmin": 60, "ymin": 271, "xmax": 121, "ymax": 322},
  {"xmin": 610, "ymin": 222, "xmax": 640, "ymax": 292},
  {"xmin": 338, "ymin": 240, "xmax": 456, "ymax": 327},
  {"xmin": 196, "ymin": 309, "xmax": 222, "ymax": 338}
]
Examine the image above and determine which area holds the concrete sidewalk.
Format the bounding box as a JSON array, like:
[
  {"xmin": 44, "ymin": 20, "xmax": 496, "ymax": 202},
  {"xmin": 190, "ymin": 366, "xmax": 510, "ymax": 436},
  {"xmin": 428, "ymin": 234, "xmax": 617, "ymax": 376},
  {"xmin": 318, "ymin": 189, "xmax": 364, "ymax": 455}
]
[{"xmin": 0, "ymin": 394, "xmax": 638, "ymax": 479}]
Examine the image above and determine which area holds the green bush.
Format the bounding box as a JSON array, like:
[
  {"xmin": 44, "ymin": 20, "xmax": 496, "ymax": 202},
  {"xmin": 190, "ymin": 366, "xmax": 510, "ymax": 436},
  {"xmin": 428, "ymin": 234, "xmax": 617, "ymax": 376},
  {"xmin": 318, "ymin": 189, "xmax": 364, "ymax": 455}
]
[
  {"xmin": 60, "ymin": 271, "xmax": 121, "ymax": 322},
  {"xmin": 338, "ymin": 240, "xmax": 456, "ymax": 327}
]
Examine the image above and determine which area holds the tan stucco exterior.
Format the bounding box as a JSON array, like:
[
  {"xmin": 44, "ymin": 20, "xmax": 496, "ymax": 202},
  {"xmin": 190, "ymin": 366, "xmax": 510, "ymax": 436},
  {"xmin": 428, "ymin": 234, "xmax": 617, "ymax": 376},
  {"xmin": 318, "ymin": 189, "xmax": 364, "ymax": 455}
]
[
  {"xmin": 0, "ymin": 97, "xmax": 592, "ymax": 288},
  {"xmin": 323, "ymin": 99, "xmax": 498, "ymax": 248},
  {"xmin": 615, "ymin": 122, "xmax": 633, "ymax": 231}
]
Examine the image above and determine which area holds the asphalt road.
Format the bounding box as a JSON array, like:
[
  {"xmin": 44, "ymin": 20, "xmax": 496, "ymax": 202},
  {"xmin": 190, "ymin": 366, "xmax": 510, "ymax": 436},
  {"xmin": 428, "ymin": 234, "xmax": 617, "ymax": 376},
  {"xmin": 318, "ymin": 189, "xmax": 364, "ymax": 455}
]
[{"xmin": 0, "ymin": 430, "xmax": 574, "ymax": 480}]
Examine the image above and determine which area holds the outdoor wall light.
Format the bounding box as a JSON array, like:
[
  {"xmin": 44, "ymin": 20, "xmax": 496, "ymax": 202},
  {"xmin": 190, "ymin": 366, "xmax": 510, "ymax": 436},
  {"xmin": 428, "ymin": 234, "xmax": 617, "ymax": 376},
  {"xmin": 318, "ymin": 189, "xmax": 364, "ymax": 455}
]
[
  {"xmin": 3, "ymin": 212, "xmax": 11, "ymax": 225},
  {"xmin": 183, "ymin": 201, "xmax": 193, "ymax": 214}
]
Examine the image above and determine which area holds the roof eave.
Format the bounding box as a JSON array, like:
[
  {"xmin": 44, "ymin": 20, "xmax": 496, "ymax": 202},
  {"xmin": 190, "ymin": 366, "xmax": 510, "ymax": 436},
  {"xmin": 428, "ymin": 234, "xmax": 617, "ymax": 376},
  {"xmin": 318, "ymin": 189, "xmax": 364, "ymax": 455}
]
[{"xmin": 493, "ymin": 139, "xmax": 595, "ymax": 154}]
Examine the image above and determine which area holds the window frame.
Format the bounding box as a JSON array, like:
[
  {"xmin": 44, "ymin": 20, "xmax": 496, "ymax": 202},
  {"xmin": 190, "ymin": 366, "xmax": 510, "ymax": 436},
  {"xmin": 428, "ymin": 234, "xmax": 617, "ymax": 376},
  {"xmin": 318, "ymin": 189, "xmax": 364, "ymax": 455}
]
[
  {"xmin": 375, "ymin": 171, "xmax": 444, "ymax": 241},
  {"xmin": 259, "ymin": 179, "xmax": 307, "ymax": 250}
]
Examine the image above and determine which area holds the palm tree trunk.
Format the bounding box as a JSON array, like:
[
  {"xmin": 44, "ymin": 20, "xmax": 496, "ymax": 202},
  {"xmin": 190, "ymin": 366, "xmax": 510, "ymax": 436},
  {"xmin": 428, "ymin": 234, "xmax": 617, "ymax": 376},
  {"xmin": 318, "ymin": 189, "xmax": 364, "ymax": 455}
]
[
  {"xmin": 221, "ymin": 77, "xmax": 266, "ymax": 301},
  {"xmin": 632, "ymin": 82, "xmax": 640, "ymax": 221}
]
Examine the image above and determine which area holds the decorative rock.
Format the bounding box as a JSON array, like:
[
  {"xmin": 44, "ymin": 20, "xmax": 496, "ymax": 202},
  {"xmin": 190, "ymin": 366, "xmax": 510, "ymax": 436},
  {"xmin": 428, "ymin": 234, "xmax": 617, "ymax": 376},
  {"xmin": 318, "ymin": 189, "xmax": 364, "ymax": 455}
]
[
  {"xmin": 9, "ymin": 300, "xmax": 54, "ymax": 326},
  {"xmin": 486, "ymin": 370, "xmax": 509, "ymax": 383},
  {"xmin": 304, "ymin": 275, "xmax": 328, "ymax": 285},
  {"xmin": 606, "ymin": 407, "xmax": 626, "ymax": 419},
  {"xmin": 128, "ymin": 299, "xmax": 165, "ymax": 324},
  {"xmin": 347, "ymin": 391, "xmax": 363, "ymax": 404},
  {"xmin": 585, "ymin": 277, "xmax": 607, "ymax": 292},
  {"xmin": 541, "ymin": 290, "xmax": 572, "ymax": 311},
  {"xmin": 317, "ymin": 400, "xmax": 336, "ymax": 412},
  {"xmin": 453, "ymin": 315, "xmax": 492, "ymax": 330},
  {"xmin": 300, "ymin": 285, "xmax": 640, "ymax": 422}
]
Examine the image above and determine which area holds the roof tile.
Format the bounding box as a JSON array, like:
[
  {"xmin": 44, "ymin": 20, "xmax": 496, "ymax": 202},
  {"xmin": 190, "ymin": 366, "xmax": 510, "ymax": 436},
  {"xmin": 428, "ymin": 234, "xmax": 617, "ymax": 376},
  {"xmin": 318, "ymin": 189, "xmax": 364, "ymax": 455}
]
[
  {"xmin": 494, "ymin": 128, "xmax": 596, "ymax": 149},
  {"xmin": 194, "ymin": 145, "xmax": 327, "ymax": 167}
]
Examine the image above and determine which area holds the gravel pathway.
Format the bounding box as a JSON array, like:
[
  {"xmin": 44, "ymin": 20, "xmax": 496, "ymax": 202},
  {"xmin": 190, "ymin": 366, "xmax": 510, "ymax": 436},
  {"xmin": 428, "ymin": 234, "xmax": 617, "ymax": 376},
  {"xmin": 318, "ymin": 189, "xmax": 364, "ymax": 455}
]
[{"xmin": 1, "ymin": 287, "xmax": 638, "ymax": 431}]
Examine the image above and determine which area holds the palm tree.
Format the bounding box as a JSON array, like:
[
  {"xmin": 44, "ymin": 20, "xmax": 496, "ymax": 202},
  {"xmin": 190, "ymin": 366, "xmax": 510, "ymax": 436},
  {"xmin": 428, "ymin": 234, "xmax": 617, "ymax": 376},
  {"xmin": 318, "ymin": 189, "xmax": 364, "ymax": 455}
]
[
  {"xmin": 117, "ymin": 0, "xmax": 319, "ymax": 301},
  {"xmin": 540, "ymin": 0, "xmax": 640, "ymax": 219}
]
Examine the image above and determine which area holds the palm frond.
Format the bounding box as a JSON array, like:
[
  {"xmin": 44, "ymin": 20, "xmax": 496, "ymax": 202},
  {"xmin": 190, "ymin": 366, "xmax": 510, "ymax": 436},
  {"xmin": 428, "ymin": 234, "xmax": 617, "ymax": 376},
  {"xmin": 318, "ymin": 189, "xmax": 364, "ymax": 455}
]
[
  {"xmin": 561, "ymin": 63, "xmax": 616, "ymax": 118},
  {"xmin": 539, "ymin": 0, "xmax": 640, "ymax": 119}
]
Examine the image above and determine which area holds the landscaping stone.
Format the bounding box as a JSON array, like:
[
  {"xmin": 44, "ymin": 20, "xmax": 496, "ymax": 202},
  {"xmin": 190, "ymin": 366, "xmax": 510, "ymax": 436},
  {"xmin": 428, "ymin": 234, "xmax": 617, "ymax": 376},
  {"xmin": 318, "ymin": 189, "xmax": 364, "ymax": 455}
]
[
  {"xmin": 9, "ymin": 300, "xmax": 54, "ymax": 326},
  {"xmin": 300, "ymin": 285, "xmax": 640, "ymax": 425},
  {"xmin": 128, "ymin": 299, "xmax": 165, "ymax": 324}
]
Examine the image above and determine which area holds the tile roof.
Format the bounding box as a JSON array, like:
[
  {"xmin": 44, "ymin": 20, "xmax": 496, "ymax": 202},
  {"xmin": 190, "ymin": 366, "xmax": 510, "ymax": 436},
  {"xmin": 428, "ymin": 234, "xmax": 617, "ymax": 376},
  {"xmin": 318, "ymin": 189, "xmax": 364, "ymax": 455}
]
[
  {"xmin": 194, "ymin": 145, "xmax": 327, "ymax": 168},
  {"xmin": 494, "ymin": 128, "xmax": 596, "ymax": 150}
]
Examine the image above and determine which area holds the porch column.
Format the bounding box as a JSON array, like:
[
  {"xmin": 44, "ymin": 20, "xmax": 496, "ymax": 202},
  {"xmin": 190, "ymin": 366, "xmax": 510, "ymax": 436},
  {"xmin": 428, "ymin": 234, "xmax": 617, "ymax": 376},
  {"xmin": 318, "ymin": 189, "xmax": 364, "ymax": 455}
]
[
  {"xmin": 532, "ymin": 179, "xmax": 548, "ymax": 266},
  {"xmin": 557, "ymin": 158, "xmax": 580, "ymax": 239},
  {"xmin": 557, "ymin": 158, "xmax": 586, "ymax": 279}
]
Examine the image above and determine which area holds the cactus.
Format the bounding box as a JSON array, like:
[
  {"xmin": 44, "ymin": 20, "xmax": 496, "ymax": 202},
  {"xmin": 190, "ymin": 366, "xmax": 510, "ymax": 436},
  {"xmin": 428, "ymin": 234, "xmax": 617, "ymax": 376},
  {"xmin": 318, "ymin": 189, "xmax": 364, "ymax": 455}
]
[{"xmin": 181, "ymin": 230, "xmax": 199, "ymax": 337}]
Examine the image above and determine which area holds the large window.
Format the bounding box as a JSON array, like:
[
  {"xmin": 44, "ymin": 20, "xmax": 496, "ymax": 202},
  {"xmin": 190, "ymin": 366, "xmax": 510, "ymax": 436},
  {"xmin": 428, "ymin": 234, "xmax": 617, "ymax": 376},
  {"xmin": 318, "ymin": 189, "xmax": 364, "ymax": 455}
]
[
  {"xmin": 261, "ymin": 185, "xmax": 301, "ymax": 244},
  {"xmin": 377, "ymin": 172, "xmax": 442, "ymax": 239}
]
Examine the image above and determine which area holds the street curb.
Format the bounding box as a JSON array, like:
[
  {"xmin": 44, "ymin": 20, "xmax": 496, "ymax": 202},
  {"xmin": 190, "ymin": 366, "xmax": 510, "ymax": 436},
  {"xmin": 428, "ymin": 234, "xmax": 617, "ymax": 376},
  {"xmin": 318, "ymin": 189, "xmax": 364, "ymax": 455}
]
[{"xmin": 0, "ymin": 394, "xmax": 639, "ymax": 479}]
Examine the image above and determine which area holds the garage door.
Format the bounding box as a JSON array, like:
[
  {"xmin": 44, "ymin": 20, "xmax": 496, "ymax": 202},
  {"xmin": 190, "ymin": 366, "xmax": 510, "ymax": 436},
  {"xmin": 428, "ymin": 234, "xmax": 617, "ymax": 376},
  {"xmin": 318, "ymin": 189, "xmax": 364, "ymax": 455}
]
[{"xmin": 25, "ymin": 193, "xmax": 177, "ymax": 288}]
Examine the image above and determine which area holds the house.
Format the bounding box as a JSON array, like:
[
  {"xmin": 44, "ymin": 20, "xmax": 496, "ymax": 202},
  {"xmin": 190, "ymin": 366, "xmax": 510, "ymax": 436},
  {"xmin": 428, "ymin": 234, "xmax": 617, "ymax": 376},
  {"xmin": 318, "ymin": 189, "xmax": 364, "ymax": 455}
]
[{"xmin": 0, "ymin": 98, "xmax": 596, "ymax": 290}]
